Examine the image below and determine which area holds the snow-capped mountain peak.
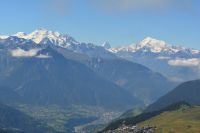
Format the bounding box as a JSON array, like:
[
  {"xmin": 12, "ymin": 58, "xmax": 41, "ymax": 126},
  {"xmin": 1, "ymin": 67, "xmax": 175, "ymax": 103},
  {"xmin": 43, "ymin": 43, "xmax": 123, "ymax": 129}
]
[
  {"xmin": 14, "ymin": 32, "xmax": 27, "ymax": 38},
  {"xmin": 102, "ymin": 41, "xmax": 111, "ymax": 49},
  {"xmin": 0, "ymin": 35, "xmax": 9, "ymax": 39},
  {"xmin": 0, "ymin": 28, "xmax": 116, "ymax": 59},
  {"xmin": 135, "ymin": 37, "xmax": 168, "ymax": 53},
  {"xmin": 110, "ymin": 37, "xmax": 169, "ymax": 53},
  {"xmin": 110, "ymin": 37, "xmax": 200, "ymax": 56},
  {"xmin": 26, "ymin": 28, "xmax": 62, "ymax": 44},
  {"xmin": 109, "ymin": 44, "xmax": 136, "ymax": 53},
  {"xmin": 13, "ymin": 28, "xmax": 79, "ymax": 47},
  {"xmin": 139, "ymin": 37, "xmax": 167, "ymax": 48}
]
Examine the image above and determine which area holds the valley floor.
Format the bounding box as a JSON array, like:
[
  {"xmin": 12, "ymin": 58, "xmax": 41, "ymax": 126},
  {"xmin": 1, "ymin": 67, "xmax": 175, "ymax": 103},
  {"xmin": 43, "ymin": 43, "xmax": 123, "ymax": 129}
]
[{"xmin": 11, "ymin": 104, "xmax": 122, "ymax": 133}]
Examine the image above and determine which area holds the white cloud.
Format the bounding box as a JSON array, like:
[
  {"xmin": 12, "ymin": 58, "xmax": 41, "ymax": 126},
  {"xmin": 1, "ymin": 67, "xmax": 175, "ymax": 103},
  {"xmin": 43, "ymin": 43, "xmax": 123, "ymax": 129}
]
[
  {"xmin": 0, "ymin": 35, "xmax": 9, "ymax": 39},
  {"xmin": 157, "ymin": 56, "xmax": 171, "ymax": 60},
  {"xmin": 11, "ymin": 48, "xmax": 41, "ymax": 57},
  {"xmin": 10, "ymin": 48, "xmax": 52, "ymax": 59},
  {"xmin": 36, "ymin": 54, "xmax": 52, "ymax": 59},
  {"xmin": 168, "ymin": 58, "xmax": 200, "ymax": 67}
]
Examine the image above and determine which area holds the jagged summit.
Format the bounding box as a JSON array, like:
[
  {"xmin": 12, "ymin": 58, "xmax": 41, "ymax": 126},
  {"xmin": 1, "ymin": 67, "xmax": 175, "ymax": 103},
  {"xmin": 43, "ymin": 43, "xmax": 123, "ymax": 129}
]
[
  {"xmin": 1, "ymin": 30, "xmax": 200, "ymax": 59},
  {"xmin": 102, "ymin": 41, "xmax": 111, "ymax": 49},
  {"xmin": 0, "ymin": 28, "xmax": 116, "ymax": 59},
  {"xmin": 12, "ymin": 28, "xmax": 79, "ymax": 47},
  {"xmin": 14, "ymin": 32, "xmax": 27, "ymax": 38}
]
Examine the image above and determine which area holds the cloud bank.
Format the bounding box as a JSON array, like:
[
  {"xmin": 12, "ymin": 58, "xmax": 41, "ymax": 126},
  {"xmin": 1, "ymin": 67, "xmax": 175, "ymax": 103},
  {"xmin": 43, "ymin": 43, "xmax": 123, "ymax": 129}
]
[
  {"xmin": 10, "ymin": 48, "xmax": 51, "ymax": 59},
  {"xmin": 36, "ymin": 54, "xmax": 52, "ymax": 59},
  {"xmin": 11, "ymin": 48, "xmax": 40, "ymax": 57},
  {"xmin": 168, "ymin": 58, "xmax": 200, "ymax": 67},
  {"xmin": 46, "ymin": 0, "xmax": 194, "ymax": 15},
  {"xmin": 93, "ymin": 0, "xmax": 192, "ymax": 12},
  {"xmin": 157, "ymin": 56, "xmax": 171, "ymax": 60}
]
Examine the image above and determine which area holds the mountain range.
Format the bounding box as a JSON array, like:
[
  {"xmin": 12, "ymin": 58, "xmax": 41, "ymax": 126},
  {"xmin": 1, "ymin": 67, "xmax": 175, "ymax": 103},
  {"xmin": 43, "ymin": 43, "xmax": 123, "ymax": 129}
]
[
  {"xmin": 12, "ymin": 29, "xmax": 116, "ymax": 59},
  {"xmin": 15, "ymin": 29, "xmax": 200, "ymax": 82},
  {"xmin": 109, "ymin": 37, "xmax": 200, "ymax": 82},
  {"xmin": 0, "ymin": 29, "xmax": 200, "ymax": 133},
  {"xmin": 0, "ymin": 39, "xmax": 136, "ymax": 110},
  {"xmin": 0, "ymin": 29, "xmax": 176, "ymax": 108}
]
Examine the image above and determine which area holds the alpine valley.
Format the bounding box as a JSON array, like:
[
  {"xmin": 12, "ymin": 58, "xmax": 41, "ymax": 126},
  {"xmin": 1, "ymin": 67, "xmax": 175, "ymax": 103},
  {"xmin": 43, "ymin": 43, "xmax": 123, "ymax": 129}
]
[{"xmin": 0, "ymin": 29, "xmax": 199, "ymax": 133}]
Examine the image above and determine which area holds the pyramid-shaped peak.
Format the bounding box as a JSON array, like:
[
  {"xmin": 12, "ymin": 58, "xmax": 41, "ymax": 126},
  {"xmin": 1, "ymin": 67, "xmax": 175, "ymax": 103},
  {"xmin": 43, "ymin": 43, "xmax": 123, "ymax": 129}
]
[{"xmin": 102, "ymin": 41, "xmax": 111, "ymax": 49}]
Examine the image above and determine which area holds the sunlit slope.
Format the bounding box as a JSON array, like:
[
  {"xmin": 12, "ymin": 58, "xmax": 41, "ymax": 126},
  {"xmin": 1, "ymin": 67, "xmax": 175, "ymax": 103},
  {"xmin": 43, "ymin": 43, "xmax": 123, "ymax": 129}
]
[{"xmin": 139, "ymin": 106, "xmax": 200, "ymax": 133}]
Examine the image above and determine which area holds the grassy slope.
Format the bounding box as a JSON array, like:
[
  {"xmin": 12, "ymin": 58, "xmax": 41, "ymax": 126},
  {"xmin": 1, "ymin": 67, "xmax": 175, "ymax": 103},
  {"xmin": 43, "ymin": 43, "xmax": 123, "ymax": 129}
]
[{"xmin": 139, "ymin": 106, "xmax": 200, "ymax": 133}]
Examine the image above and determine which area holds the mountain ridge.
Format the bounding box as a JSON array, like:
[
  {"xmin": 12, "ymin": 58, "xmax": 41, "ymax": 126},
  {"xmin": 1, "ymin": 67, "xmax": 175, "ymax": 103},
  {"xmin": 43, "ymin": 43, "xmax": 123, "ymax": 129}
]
[
  {"xmin": 110, "ymin": 37, "xmax": 200, "ymax": 55},
  {"xmin": 146, "ymin": 79, "xmax": 200, "ymax": 112},
  {"xmin": 0, "ymin": 29, "xmax": 176, "ymax": 107},
  {"xmin": 0, "ymin": 45, "xmax": 137, "ymax": 110},
  {"xmin": 109, "ymin": 37, "xmax": 200, "ymax": 82}
]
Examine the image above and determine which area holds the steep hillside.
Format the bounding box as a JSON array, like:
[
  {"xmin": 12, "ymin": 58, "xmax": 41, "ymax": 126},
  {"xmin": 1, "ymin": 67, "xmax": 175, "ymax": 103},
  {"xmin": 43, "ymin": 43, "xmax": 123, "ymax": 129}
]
[
  {"xmin": 0, "ymin": 103, "xmax": 56, "ymax": 133},
  {"xmin": 146, "ymin": 79, "xmax": 200, "ymax": 112},
  {"xmin": 101, "ymin": 102, "xmax": 199, "ymax": 133},
  {"xmin": 0, "ymin": 45, "xmax": 138, "ymax": 110},
  {"xmin": 88, "ymin": 58, "xmax": 175, "ymax": 105},
  {"xmin": 139, "ymin": 106, "xmax": 200, "ymax": 133}
]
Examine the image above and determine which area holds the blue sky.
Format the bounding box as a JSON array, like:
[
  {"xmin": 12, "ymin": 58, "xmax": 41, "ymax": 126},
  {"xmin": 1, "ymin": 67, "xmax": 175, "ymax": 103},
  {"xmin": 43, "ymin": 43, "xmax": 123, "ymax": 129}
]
[{"xmin": 0, "ymin": 0, "xmax": 200, "ymax": 48}]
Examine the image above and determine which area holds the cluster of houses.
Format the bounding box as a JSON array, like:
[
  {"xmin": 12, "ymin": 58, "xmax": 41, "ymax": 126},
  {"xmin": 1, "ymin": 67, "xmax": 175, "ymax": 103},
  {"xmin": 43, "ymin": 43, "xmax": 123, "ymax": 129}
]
[{"xmin": 104, "ymin": 124, "xmax": 156, "ymax": 133}]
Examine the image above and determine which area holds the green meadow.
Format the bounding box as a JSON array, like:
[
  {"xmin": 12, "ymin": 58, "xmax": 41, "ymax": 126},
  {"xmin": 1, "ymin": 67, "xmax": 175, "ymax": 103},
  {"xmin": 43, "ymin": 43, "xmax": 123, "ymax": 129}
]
[{"xmin": 139, "ymin": 106, "xmax": 200, "ymax": 133}]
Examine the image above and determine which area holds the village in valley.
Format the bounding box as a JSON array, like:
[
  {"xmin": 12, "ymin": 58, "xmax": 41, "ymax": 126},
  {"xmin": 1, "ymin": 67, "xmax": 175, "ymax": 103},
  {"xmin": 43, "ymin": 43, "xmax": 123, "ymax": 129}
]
[{"xmin": 103, "ymin": 123, "xmax": 156, "ymax": 133}]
